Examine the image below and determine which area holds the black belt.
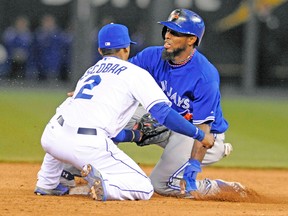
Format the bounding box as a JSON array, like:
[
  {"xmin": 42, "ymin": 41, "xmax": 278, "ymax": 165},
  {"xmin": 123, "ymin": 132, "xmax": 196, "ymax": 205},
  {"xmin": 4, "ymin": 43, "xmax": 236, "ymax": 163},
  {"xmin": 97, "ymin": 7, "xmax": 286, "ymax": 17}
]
[{"xmin": 57, "ymin": 115, "xmax": 97, "ymax": 135}]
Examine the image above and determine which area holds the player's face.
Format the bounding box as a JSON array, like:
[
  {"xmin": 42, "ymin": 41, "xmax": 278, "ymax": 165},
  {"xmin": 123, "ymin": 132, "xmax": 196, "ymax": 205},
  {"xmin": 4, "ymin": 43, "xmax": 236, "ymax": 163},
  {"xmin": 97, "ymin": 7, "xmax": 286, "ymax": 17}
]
[{"xmin": 162, "ymin": 28, "xmax": 193, "ymax": 61}]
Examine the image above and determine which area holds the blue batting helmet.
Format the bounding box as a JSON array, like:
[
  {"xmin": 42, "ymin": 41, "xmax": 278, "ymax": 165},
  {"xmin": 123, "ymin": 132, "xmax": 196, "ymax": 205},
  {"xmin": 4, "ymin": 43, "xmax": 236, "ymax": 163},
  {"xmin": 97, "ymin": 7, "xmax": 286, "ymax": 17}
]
[{"xmin": 158, "ymin": 9, "xmax": 205, "ymax": 46}]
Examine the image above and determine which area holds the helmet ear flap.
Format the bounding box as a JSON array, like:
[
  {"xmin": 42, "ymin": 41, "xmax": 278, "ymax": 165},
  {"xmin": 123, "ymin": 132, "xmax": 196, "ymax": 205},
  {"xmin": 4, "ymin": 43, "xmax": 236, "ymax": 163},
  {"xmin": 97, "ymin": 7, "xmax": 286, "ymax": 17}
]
[{"xmin": 161, "ymin": 26, "xmax": 167, "ymax": 40}]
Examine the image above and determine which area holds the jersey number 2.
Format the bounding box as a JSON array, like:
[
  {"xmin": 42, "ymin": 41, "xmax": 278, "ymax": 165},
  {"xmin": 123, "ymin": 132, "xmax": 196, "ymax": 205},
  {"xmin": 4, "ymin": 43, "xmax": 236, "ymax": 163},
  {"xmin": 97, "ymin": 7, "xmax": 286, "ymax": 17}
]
[{"xmin": 75, "ymin": 75, "xmax": 102, "ymax": 99}]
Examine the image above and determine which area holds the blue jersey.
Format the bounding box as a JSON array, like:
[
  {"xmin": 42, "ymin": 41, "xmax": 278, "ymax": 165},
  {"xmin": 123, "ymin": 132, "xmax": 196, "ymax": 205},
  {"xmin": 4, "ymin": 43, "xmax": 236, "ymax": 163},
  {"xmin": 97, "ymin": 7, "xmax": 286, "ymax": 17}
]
[{"xmin": 129, "ymin": 46, "xmax": 228, "ymax": 133}]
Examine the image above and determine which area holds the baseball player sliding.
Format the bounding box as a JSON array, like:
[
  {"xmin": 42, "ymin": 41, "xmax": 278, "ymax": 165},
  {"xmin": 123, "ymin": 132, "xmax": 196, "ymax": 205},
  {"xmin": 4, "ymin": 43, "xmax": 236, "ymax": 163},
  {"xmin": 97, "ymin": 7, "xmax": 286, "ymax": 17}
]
[
  {"xmin": 34, "ymin": 23, "xmax": 214, "ymax": 201},
  {"xmin": 126, "ymin": 8, "xmax": 246, "ymax": 198}
]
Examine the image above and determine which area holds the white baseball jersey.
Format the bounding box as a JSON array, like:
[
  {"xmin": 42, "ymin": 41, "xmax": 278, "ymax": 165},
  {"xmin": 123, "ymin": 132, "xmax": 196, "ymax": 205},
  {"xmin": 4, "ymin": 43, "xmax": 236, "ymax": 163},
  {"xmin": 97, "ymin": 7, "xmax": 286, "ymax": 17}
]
[
  {"xmin": 36, "ymin": 56, "xmax": 171, "ymax": 200},
  {"xmin": 59, "ymin": 56, "xmax": 171, "ymax": 138}
]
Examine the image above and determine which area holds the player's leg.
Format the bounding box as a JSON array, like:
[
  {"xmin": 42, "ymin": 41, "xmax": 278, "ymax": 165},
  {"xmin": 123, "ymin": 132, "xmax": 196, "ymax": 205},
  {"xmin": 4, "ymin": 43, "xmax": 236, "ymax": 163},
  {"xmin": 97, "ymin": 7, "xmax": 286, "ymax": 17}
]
[
  {"xmin": 37, "ymin": 114, "xmax": 153, "ymax": 200},
  {"xmin": 201, "ymin": 133, "xmax": 232, "ymax": 166},
  {"xmin": 60, "ymin": 105, "xmax": 150, "ymax": 191},
  {"xmin": 76, "ymin": 136, "xmax": 154, "ymax": 200},
  {"xmin": 35, "ymin": 153, "xmax": 69, "ymax": 195},
  {"xmin": 60, "ymin": 163, "xmax": 81, "ymax": 187},
  {"xmin": 34, "ymin": 115, "xmax": 76, "ymax": 195},
  {"xmin": 149, "ymin": 132, "xmax": 228, "ymax": 197},
  {"xmin": 122, "ymin": 105, "xmax": 235, "ymax": 197}
]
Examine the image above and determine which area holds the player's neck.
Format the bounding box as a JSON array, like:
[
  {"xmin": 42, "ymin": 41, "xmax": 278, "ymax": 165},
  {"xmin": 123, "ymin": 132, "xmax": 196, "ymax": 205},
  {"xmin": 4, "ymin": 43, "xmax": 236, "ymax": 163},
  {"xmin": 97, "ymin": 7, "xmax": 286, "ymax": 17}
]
[
  {"xmin": 171, "ymin": 48, "xmax": 195, "ymax": 65},
  {"xmin": 103, "ymin": 55, "xmax": 120, "ymax": 59}
]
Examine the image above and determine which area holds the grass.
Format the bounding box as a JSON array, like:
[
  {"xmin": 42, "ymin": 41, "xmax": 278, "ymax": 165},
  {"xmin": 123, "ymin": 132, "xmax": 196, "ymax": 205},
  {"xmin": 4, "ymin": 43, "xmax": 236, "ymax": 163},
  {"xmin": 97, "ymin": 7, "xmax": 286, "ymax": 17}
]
[
  {"xmin": 215, "ymin": 96, "xmax": 288, "ymax": 168},
  {"xmin": 0, "ymin": 88, "xmax": 66, "ymax": 162},
  {"xmin": 0, "ymin": 87, "xmax": 287, "ymax": 168}
]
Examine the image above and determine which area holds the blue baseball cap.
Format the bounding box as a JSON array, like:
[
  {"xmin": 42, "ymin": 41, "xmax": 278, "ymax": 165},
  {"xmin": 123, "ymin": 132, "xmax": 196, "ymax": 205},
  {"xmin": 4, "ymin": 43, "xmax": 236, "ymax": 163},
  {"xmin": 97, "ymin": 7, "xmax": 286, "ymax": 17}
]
[{"xmin": 98, "ymin": 23, "xmax": 136, "ymax": 49}]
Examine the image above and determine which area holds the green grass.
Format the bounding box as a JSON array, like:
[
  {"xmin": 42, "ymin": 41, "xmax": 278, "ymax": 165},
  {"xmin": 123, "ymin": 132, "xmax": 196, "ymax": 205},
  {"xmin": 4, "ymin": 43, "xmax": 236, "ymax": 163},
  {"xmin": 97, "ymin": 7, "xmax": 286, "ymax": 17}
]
[
  {"xmin": 214, "ymin": 97, "xmax": 288, "ymax": 168},
  {"xmin": 0, "ymin": 88, "xmax": 287, "ymax": 168},
  {"xmin": 0, "ymin": 88, "xmax": 67, "ymax": 162}
]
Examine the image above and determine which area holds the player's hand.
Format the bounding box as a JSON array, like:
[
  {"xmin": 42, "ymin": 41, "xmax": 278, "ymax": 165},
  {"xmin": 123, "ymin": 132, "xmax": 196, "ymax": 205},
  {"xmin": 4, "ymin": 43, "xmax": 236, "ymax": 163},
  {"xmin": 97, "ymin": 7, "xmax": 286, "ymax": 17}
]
[
  {"xmin": 67, "ymin": 91, "xmax": 74, "ymax": 97},
  {"xmin": 180, "ymin": 179, "xmax": 201, "ymax": 199},
  {"xmin": 201, "ymin": 133, "xmax": 215, "ymax": 149},
  {"xmin": 180, "ymin": 179, "xmax": 186, "ymax": 194}
]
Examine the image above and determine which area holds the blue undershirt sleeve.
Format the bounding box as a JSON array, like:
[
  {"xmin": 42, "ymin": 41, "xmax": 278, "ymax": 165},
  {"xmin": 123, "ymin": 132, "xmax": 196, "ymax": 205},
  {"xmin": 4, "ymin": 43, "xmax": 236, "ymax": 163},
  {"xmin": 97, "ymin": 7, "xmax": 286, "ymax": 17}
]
[
  {"xmin": 112, "ymin": 129, "xmax": 141, "ymax": 142},
  {"xmin": 150, "ymin": 102, "xmax": 205, "ymax": 141}
]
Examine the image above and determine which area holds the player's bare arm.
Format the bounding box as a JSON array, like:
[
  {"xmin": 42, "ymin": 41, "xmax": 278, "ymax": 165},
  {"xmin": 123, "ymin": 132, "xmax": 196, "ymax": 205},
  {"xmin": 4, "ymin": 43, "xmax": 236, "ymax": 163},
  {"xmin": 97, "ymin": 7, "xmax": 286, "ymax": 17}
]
[
  {"xmin": 191, "ymin": 124, "xmax": 213, "ymax": 160},
  {"xmin": 180, "ymin": 123, "xmax": 214, "ymax": 196}
]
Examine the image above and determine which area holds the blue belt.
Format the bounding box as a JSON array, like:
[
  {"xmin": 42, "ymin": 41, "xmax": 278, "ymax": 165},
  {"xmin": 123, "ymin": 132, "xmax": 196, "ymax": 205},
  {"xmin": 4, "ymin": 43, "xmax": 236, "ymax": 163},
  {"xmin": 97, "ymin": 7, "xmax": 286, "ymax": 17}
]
[{"xmin": 57, "ymin": 115, "xmax": 97, "ymax": 135}]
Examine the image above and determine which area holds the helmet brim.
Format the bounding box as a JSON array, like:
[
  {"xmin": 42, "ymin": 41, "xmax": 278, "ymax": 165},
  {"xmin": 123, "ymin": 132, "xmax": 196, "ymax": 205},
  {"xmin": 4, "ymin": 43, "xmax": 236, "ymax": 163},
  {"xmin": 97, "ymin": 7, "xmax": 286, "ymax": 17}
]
[{"xmin": 158, "ymin": 21, "xmax": 195, "ymax": 36}]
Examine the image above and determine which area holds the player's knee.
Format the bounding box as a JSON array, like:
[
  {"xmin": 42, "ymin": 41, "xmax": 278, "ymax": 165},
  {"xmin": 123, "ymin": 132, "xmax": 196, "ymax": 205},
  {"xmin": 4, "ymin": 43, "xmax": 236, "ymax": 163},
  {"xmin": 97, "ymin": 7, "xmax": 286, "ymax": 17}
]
[
  {"xmin": 150, "ymin": 174, "xmax": 167, "ymax": 195},
  {"xmin": 151, "ymin": 181, "xmax": 179, "ymax": 197},
  {"xmin": 137, "ymin": 180, "xmax": 154, "ymax": 200},
  {"xmin": 146, "ymin": 184, "xmax": 154, "ymax": 200},
  {"xmin": 202, "ymin": 146, "xmax": 226, "ymax": 166}
]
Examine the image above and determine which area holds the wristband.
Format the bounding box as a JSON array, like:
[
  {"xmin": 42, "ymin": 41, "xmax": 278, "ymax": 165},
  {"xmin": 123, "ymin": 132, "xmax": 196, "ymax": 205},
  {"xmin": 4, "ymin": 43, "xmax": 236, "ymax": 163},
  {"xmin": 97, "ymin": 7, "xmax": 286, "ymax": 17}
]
[
  {"xmin": 192, "ymin": 128, "xmax": 205, "ymax": 141},
  {"xmin": 112, "ymin": 129, "xmax": 140, "ymax": 142},
  {"xmin": 132, "ymin": 130, "xmax": 141, "ymax": 142},
  {"xmin": 183, "ymin": 159, "xmax": 202, "ymax": 192},
  {"xmin": 131, "ymin": 130, "xmax": 141, "ymax": 142},
  {"xmin": 131, "ymin": 130, "xmax": 135, "ymax": 141}
]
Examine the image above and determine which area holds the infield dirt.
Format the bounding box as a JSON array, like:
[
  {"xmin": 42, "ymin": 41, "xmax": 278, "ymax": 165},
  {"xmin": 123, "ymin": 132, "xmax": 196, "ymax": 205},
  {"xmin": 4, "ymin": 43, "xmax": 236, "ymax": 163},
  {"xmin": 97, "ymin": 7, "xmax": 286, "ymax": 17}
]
[{"xmin": 0, "ymin": 163, "xmax": 287, "ymax": 216}]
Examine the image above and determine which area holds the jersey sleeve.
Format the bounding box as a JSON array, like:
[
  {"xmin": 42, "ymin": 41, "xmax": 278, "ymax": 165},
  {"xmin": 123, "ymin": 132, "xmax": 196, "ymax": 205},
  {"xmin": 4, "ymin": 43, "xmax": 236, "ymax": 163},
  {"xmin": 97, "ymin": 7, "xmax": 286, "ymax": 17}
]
[
  {"xmin": 126, "ymin": 66, "xmax": 171, "ymax": 112},
  {"xmin": 192, "ymin": 81, "xmax": 220, "ymax": 125}
]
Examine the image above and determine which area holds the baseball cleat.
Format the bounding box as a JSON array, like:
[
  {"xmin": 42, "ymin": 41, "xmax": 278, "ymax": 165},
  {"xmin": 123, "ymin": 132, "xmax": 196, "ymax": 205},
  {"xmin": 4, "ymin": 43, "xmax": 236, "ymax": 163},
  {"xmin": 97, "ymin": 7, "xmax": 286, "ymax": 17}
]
[
  {"xmin": 215, "ymin": 179, "xmax": 247, "ymax": 197},
  {"xmin": 34, "ymin": 183, "xmax": 69, "ymax": 196},
  {"xmin": 197, "ymin": 178, "xmax": 247, "ymax": 198},
  {"xmin": 196, "ymin": 178, "xmax": 212, "ymax": 195},
  {"xmin": 60, "ymin": 164, "xmax": 82, "ymax": 187},
  {"xmin": 60, "ymin": 170, "xmax": 76, "ymax": 187},
  {"xmin": 81, "ymin": 164, "xmax": 107, "ymax": 201}
]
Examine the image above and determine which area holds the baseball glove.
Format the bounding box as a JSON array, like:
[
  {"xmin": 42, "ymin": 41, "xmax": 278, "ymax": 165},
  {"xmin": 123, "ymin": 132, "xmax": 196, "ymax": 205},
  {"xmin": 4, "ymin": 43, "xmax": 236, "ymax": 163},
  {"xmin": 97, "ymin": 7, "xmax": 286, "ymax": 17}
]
[{"xmin": 133, "ymin": 113, "xmax": 171, "ymax": 147}]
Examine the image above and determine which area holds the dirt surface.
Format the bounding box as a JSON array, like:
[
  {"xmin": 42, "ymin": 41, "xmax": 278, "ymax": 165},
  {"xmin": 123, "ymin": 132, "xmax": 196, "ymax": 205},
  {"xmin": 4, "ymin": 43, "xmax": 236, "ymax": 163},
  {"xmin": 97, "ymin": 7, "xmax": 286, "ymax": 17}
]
[{"xmin": 1, "ymin": 163, "xmax": 287, "ymax": 216}]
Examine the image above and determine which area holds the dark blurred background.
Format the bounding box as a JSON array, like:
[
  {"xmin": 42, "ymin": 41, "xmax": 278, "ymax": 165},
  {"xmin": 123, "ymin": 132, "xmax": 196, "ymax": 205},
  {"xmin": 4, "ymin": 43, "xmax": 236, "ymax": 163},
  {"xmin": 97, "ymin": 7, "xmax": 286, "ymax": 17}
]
[{"xmin": 0, "ymin": 0, "xmax": 287, "ymax": 93}]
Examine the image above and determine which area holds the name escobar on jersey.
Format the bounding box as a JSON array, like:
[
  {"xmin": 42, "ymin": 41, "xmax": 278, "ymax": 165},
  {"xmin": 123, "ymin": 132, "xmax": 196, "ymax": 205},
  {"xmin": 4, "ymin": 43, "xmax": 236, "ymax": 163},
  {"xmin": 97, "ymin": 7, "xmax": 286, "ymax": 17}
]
[{"xmin": 80, "ymin": 62, "xmax": 128, "ymax": 81}]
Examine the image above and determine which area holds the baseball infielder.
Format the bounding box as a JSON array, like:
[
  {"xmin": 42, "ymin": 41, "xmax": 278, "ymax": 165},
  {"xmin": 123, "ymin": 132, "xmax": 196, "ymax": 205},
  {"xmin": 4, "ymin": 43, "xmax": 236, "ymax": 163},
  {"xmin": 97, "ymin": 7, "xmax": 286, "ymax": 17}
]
[{"xmin": 34, "ymin": 23, "xmax": 214, "ymax": 201}]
